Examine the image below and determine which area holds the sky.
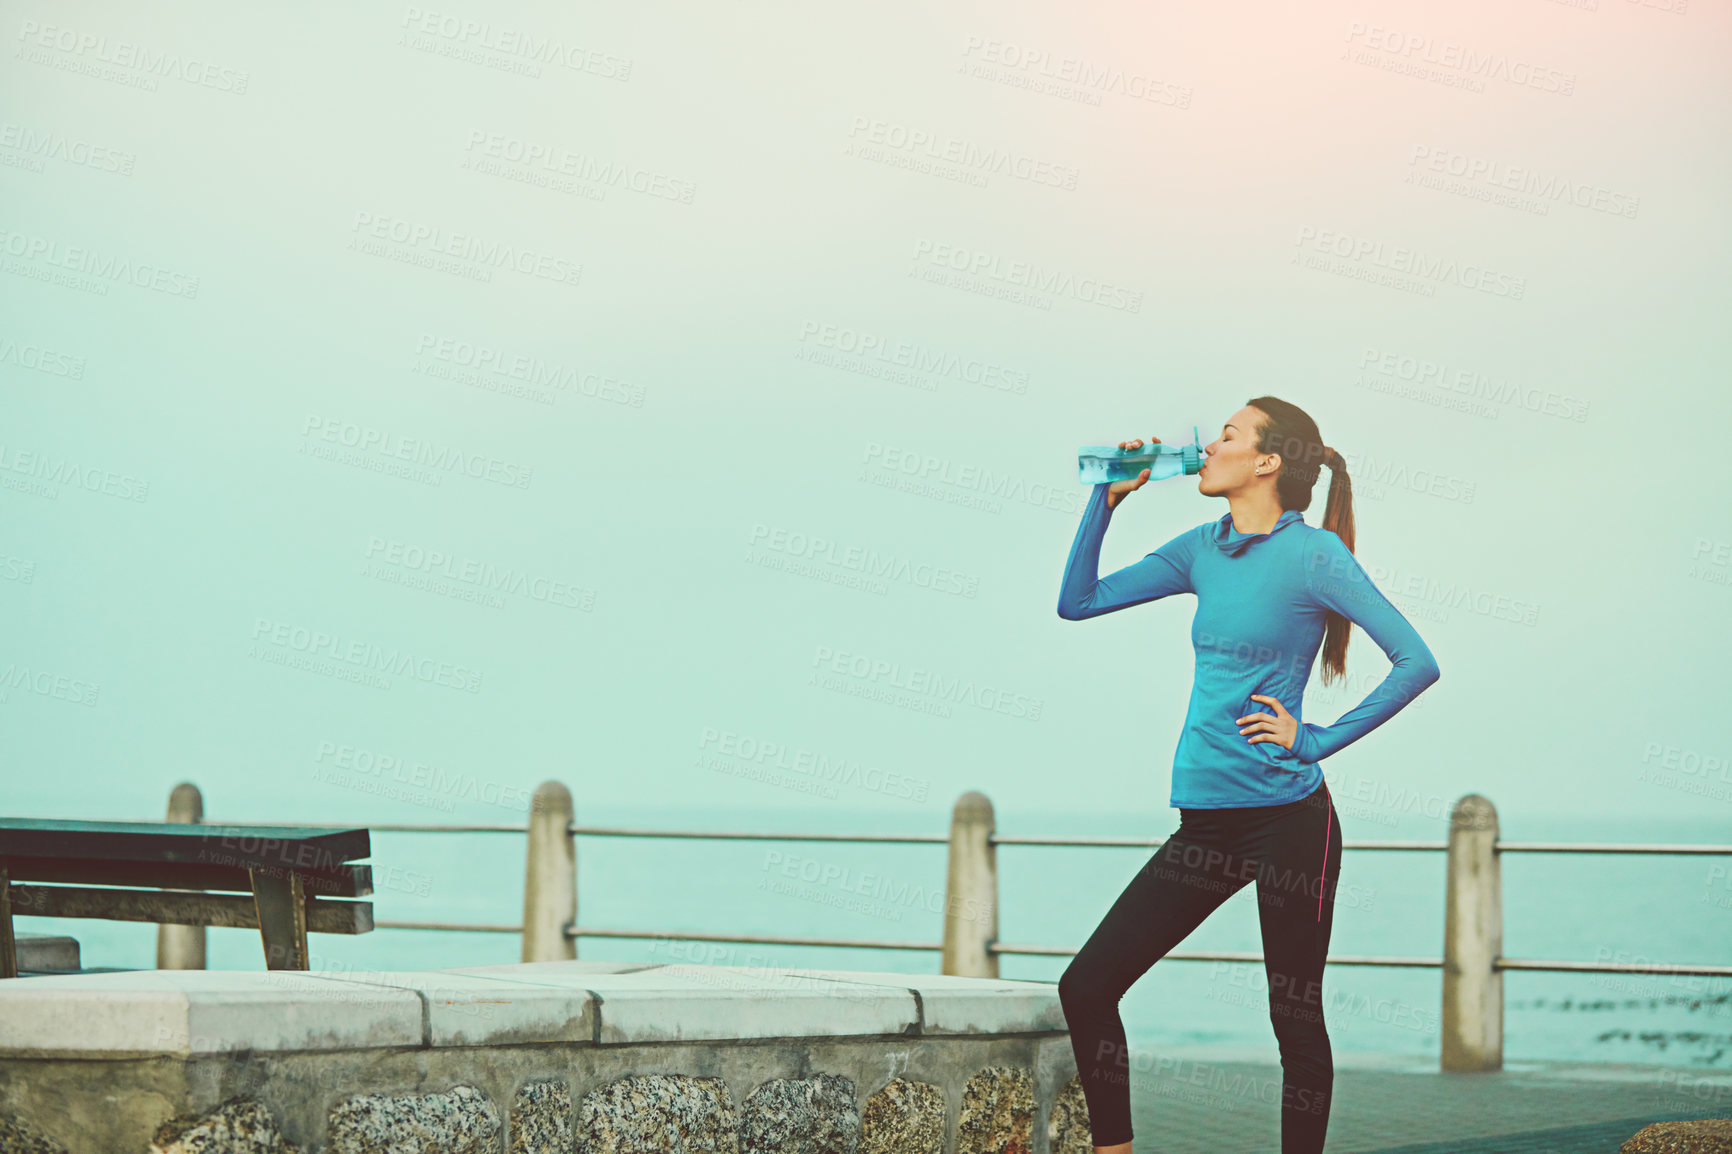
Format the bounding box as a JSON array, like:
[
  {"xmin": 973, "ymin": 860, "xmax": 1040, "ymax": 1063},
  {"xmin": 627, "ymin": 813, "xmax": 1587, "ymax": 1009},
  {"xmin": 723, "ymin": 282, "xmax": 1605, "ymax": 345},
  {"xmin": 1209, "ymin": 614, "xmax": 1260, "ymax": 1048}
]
[{"xmin": 2, "ymin": 0, "xmax": 1729, "ymax": 839}]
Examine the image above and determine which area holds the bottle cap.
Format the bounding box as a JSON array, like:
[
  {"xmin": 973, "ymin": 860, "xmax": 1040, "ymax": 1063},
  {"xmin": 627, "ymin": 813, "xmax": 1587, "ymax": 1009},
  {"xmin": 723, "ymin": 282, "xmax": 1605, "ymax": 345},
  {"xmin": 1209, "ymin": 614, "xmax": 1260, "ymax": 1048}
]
[{"xmin": 1182, "ymin": 425, "xmax": 1202, "ymax": 475}]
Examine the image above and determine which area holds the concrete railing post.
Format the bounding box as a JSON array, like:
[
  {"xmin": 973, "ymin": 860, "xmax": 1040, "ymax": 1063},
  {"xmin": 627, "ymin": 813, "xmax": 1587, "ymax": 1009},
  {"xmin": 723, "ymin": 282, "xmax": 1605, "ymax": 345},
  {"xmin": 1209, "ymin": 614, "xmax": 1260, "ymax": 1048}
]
[
  {"xmin": 522, "ymin": 781, "xmax": 577, "ymax": 963},
  {"xmin": 155, "ymin": 782, "xmax": 207, "ymax": 970},
  {"xmin": 942, "ymin": 791, "xmax": 998, "ymax": 978},
  {"xmin": 1441, "ymin": 793, "xmax": 1502, "ymax": 1071}
]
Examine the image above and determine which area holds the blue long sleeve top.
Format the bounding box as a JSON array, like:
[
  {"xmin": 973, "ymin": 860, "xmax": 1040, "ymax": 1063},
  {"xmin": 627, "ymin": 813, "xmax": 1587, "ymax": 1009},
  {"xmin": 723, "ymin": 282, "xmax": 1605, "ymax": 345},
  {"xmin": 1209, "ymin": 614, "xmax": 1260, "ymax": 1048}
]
[{"xmin": 1057, "ymin": 482, "xmax": 1441, "ymax": 808}]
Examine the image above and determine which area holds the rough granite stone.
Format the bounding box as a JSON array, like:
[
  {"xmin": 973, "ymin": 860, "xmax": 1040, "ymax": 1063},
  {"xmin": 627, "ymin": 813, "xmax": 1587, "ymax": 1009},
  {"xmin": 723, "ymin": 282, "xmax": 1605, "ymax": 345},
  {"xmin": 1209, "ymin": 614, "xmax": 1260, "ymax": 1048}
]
[
  {"xmin": 574, "ymin": 1073, "xmax": 739, "ymax": 1154},
  {"xmin": 858, "ymin": 1079, "xmax": 944, "ymax": 1154},
  {"xmin": 739, "ymin": 1074, "xmax": 859, "ymax": 1154},
  {"xmin": 0, "ymin": 1112, "xmax": 68, "ymax": 1154},
  {"xmin": 1620, "ymin": 1119, "xmax": 1732, "ymax": 1153},
  {"xmin": 147, "ymin": 1099, "xmax": 302, "ymax": 1153},
  {"xmin": 327, "ymin": 1084, "xmax": 501, "ymax": 1154},
  {"xmin": 1045, "ymin": 1076, "xmax": 1091, "ymax": 1154},
  {"xmin": 510, "ymin": 1081, "xmax": 572, "ymax": 1154},
  {"xmin": 956, "ymin": 1067, "xmax": 1033, "ymax": 1154}
]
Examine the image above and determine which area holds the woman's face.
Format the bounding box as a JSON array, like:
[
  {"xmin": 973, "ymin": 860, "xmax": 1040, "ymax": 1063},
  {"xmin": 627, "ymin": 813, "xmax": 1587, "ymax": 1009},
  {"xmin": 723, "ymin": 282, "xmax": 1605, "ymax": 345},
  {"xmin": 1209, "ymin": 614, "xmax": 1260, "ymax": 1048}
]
[{"xmin": 1198, "ymin": 405, "xmax": 1274, "ymax": 496}]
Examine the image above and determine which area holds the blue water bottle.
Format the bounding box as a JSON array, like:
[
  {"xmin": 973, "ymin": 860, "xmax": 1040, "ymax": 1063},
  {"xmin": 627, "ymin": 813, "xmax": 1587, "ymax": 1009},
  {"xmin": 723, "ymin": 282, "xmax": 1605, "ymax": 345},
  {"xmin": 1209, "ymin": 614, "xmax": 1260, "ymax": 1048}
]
[{"xmin": 1077, "ymin": 427, "xmax": 1204, "ymax": 484}]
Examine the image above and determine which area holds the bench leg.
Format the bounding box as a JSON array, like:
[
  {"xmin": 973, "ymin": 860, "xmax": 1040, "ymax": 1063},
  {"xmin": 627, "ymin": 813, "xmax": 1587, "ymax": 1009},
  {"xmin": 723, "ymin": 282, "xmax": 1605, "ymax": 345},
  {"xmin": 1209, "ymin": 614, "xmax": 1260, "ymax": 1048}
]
[
  {"xmin": 249, "ymin": 868, "xmax": 308, "ymax": 970},
  {"xmin": 0, "ymin": 866, "xmax": 15, "ymax": 979}
]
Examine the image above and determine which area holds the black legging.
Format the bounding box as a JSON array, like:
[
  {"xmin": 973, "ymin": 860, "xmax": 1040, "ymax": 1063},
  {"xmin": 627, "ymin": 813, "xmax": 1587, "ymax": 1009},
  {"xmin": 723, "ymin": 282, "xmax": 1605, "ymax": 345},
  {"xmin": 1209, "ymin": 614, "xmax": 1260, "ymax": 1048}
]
[{"xmin": 1058, "ymin": 778, "xmax": 1342, "ymax": 1152}]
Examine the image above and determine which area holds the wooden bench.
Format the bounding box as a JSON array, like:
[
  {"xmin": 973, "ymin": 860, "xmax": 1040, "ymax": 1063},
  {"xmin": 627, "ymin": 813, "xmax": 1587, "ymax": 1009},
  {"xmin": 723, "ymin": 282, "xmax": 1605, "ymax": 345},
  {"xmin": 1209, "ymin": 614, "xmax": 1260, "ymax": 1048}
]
[{"xmin": 0, "ymin": 818, "xmax": 373, "ymax": 977}]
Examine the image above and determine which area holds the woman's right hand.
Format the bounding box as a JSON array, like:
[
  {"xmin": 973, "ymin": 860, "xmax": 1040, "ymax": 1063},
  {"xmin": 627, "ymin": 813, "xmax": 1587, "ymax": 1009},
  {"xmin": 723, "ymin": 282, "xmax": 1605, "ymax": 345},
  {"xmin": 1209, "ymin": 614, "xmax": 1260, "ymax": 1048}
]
[{"xmin": 1105, "ymin": 437, "xmax": 1159, "ymax": 510}]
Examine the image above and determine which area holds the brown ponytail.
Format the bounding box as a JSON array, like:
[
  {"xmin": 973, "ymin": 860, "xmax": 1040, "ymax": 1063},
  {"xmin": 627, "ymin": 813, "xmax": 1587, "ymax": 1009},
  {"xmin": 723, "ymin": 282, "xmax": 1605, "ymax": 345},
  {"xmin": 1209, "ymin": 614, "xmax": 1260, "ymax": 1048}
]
[{"xmin": 1245, "ymin": 396, "xmax": 1356, "ymax": 686}]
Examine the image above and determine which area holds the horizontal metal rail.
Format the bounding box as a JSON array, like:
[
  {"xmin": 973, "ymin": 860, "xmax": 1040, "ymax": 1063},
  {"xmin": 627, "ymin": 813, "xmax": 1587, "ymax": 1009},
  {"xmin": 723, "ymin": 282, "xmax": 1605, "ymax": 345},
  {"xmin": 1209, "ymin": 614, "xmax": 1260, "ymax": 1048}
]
[
  {"xmin": 375, "ymin": 919, "xmax": 522, "ymax": 933},
  {"xmin": 991, "ymin": 834, "xmax": 1447, "ymax": 850},
  {"xmin": 215, "ymin": 821, "xmax": 529, "ymax": 834},
  {"xmin": 562, "ymin": 926, "xmax": 941, "ymax": 951},
  {"xmin": 120, "ymin": 819, "xmax": 1732, "ymax": 857},
  {"xmin": 568, "ymin": 825, "xmax": 947, "ymax": 844},
  {"xmin": 565, "ymin": 826, "xmax": 1732, "ymax": 856},
  {"xmin": 534, "ymin": 930, "xmax": 1732, "ymax": 978},
  {"xmin": 1490, "ymin": 841, "xmax": 1732, "ymax": 854},
  {"xmin": 993, "ymin": 943, "xmax": 1443, "ymax": 965},
  {"xmin": 997, "ymin": 945, "xmax": 1732, "ymax": 976},
  {"xmin": 1496, "ymin": 958, "xmax": 1732, "ymax": 976}
]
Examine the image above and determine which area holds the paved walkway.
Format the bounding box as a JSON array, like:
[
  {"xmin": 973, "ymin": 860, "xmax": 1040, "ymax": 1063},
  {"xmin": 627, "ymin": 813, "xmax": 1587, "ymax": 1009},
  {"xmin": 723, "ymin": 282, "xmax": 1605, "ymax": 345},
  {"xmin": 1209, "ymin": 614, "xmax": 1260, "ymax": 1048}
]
[{"xmin": 1125, "ymin": 1045, "xmax": 1732, "ymax": 1153}]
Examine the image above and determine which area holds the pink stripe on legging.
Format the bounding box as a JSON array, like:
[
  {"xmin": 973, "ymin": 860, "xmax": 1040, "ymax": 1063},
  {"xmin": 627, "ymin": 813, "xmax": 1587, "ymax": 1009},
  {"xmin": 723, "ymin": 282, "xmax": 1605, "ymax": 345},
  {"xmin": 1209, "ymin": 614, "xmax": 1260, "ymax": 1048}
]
[{"xmin": 1317, "ymin": 780, "xmax": 1331, "ymax": 922}]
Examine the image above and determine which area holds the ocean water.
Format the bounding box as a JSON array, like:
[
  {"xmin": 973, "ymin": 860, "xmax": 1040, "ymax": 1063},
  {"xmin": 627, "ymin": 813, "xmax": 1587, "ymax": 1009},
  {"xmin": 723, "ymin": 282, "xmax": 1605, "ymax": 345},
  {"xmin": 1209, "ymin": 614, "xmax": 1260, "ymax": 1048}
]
[{"xmin": 12, "ymin": 796, "xmax": 1729, "ymax": 1072}]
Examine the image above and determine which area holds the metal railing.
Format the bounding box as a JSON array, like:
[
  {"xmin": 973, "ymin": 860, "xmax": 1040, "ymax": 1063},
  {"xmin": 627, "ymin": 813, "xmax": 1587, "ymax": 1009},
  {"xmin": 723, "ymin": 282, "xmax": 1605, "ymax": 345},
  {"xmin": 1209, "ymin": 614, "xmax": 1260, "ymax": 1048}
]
[{"xmin": 133, "ymin": 780, "xmax": 1732, "ymax": 1072}]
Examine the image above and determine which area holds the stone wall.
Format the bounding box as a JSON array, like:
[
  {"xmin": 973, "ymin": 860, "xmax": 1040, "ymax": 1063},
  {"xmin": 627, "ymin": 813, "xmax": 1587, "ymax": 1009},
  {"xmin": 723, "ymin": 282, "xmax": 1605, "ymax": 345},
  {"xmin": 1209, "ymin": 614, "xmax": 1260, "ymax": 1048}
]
[{"xmin": 0, "ymin": 962, "xmax": 1090, "ymax": 1154}]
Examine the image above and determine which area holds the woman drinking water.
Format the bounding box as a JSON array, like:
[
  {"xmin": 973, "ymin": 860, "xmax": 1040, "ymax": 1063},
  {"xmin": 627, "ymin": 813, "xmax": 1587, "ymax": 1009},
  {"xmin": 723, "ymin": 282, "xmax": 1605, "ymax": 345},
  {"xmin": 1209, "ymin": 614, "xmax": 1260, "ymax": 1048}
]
[{"xmin": 1054, "ymin": 396, "xmax": 1442, "ymax": 1153}]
